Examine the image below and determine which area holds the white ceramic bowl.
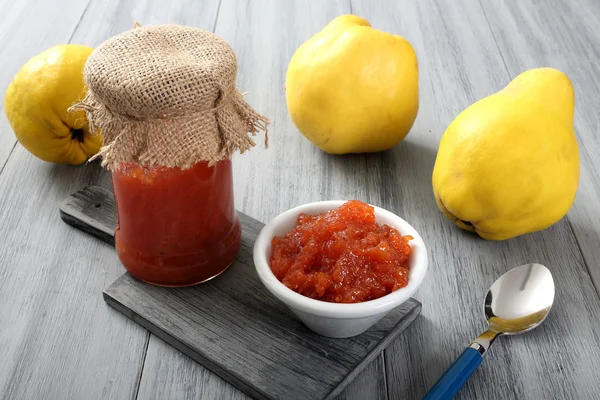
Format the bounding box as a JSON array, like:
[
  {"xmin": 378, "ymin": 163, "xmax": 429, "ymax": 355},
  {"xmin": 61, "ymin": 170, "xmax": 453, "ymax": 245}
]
[{"xmin": 253, "ymin": 200, "xmax": 428, "ymax": 338}]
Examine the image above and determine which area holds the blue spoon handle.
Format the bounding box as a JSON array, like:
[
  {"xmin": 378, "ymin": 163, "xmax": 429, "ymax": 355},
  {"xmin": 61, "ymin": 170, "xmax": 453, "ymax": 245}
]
[{"xmin": 422, "ymin": 346, "xmax": 483, "ymax": 400}]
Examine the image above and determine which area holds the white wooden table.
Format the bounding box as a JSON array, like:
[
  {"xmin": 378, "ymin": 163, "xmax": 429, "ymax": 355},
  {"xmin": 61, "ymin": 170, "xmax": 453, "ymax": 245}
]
[{"xmin": 2, "ymin": 1, "xmax": 600, "ymax": 399}]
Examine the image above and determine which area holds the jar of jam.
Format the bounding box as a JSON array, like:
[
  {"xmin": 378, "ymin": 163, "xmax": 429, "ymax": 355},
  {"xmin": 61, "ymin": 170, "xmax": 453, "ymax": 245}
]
[
  {"xmin": 112, "ymin": 161, "xmax": 241, "ymax": 286},
  {"xmin": 74, "ymin": 24, "xmax": 268, "ymax": 286}
]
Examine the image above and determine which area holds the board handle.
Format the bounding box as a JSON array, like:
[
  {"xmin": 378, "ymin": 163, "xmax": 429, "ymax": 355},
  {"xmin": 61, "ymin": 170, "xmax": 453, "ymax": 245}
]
[{"xmin": 59, "ymin": 185, "xmax": 117, "ymax": 245}]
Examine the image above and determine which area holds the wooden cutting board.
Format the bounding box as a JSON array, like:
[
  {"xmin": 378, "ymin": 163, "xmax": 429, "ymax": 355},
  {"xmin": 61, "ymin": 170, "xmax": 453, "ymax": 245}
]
[{"xmin": 60, "ymin": 185, "xmax": 421, "ymax": 400}]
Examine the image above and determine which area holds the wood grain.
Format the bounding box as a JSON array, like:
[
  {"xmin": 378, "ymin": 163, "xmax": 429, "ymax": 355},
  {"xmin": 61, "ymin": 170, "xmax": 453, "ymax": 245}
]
[
  {"xmin": 2, "ymin": 0, "xmax": 600, "ymax": 399},
  {"xmin": 60, "ymin": 185, "xmax": 420, "ymax": 400},
  {"xmin": 350, "ymin": 0, "xmax": 600, "ymax": 399},
  {"xmin": 60, "ymin": 185, "xmax": 117, "ymax": 245},
  {"xmin": 136, "ymin": 335, "xmax": 251, "ymax": 400}
]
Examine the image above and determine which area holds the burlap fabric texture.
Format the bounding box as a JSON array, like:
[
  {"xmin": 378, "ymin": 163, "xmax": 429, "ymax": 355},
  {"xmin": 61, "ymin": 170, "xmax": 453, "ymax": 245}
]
[{"xmin": 72, "ymin": 24, "xmax": 269, "ymax": 170}]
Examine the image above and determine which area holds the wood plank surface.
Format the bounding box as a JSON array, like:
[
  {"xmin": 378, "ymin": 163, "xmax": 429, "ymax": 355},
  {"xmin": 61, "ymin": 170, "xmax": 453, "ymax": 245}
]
[
  {"xmin": 477, "ymin": 0, "xmax": 600, "ymax": 301},
  {"xmin": 136, "ymin": 335, "xmax": 251, "ymax": 400},
  {"xmin": 349, "ymin": 0, "xmax": 600, "ymax": 399},
  {"xmin": 2, "ymin": 0, "xmax": 600, "ymax": 399}
]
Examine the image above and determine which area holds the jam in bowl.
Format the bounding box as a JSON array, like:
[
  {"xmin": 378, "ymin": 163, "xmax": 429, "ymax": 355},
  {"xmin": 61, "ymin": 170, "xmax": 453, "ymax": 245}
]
[{"xmin": 253, "ymin": 200, "xmax": 428, "ymax": 338}]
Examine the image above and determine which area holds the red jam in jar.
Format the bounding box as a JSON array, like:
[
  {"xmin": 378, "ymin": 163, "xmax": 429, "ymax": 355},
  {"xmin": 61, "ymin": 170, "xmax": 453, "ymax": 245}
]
[
  {"xmin": 270, "ymin": 200, "xmax": 413, "ymax": 303},
  {"xmin": 112, "ymin": 160, "xmax": 241, "ymax": 287}
]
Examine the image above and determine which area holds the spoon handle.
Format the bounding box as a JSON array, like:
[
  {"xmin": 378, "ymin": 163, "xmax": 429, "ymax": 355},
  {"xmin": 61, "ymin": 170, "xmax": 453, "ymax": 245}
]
[{"xmin": 421, "ymin": 346, "xmax": 483, "ymax": 400}]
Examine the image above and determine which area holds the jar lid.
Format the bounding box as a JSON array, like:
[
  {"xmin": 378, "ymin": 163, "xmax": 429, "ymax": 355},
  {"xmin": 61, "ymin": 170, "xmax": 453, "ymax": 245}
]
[{"xmin": 73, "ymin": 24, "xmax": 268, "ymax": 169}]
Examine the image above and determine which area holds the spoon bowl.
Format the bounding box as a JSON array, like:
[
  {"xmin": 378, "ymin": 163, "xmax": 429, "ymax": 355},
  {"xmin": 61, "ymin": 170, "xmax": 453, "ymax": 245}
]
[
  {"xmin": 485, "ymin": 263, "xmax": 554, "ymax": 335},
  {"xmin": 423, "ymin": 263, "xmax": 555, "ymax": 400}
]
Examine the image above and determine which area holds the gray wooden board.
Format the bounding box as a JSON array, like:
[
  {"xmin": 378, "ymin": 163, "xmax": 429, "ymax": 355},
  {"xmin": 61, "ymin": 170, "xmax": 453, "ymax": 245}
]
[{"xmin": 59, "ymin": 185, "xmax": 421, "ymax": 400}]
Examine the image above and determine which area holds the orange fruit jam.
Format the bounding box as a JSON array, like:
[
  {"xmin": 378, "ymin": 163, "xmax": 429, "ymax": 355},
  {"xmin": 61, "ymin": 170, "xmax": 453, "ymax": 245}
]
[
  {"xmin": 112, "ymin": 161, "xmax": 241, "ymax": 287},
  {"xmin": 270, "ymin": 200, "xmax": 413, "ymax": 303}
]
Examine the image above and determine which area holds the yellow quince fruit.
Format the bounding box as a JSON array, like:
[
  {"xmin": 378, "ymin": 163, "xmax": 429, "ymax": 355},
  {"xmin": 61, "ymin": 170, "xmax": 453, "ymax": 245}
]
[
  {"xmin": 285, "ymin": 15, "xmax": 418, "ymax": 154},
  {"xmin": 4, "ymin": 44, "xmax": 101, "ymax": 165},
  {"xmin": 432, "ymin": 68, "xmax": 580, "ymax": 240}
]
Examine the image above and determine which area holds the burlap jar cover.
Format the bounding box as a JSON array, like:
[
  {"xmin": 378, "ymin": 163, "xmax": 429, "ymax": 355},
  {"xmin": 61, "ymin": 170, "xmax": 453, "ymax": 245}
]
[{"xmin": 73, "ymin": 24, "xmax": 269, "ymax": 170}]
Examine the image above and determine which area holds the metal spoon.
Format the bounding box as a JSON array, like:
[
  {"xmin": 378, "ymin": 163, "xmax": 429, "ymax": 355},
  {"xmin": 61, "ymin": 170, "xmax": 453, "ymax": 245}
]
[{"xmin": 423, "ymin": 263, "xmax": 555, "ymax": 400}]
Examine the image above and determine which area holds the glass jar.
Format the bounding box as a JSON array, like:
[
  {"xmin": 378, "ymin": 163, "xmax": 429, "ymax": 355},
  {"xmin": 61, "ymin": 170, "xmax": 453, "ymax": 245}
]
[
  {"xmin": 76, "ymin": 25, "xmax": 268, "ymax": 287},
  {"xmin": 112, "ymin": 160, "xmax": 241, "ymax": 287}
]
